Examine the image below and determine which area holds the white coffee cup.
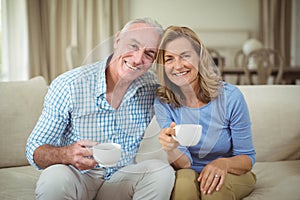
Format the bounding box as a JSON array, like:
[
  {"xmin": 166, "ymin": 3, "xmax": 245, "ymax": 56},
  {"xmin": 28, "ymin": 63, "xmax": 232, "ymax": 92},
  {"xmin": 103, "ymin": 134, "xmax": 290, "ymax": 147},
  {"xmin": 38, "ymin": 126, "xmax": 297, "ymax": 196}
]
[
  {"xmin": 172, "ymin": 124, "xmax": 202, "ymax": 146},
  {"xmin": 93, "ymin": 143, "xmax": 122, "ymax": 167}
]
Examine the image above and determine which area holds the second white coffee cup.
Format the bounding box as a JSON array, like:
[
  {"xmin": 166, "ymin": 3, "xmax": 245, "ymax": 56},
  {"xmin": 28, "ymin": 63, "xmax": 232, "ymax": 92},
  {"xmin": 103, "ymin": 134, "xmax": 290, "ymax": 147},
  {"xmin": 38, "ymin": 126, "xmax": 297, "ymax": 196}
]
[
  {"xmin": 172, "ymin": 124, "xmax": 202, "ymax": 146},
  {"xmin": 93, "ymin": 143, "xmax": 122, "ymax": 167}
]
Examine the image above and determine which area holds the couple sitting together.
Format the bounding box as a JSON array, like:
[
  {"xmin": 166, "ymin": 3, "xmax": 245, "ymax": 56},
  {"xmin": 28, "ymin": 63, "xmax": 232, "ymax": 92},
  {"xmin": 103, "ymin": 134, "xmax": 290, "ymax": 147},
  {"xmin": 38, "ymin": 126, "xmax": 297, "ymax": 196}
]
[{"xmin": 26, "ymin": 17, "xmax": 256, "ymax": 200}]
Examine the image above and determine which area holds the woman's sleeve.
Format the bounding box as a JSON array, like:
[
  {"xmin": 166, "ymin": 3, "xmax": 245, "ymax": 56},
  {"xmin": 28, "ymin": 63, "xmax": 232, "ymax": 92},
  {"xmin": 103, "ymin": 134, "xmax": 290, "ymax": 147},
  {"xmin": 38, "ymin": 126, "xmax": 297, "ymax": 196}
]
[
  {"xmin": 154, "ymin": 98, "xmax": 173, "ymax": 128},
  {"xmin": 228, "ymin": 87, "xmax": 256, "ymax": 166}
]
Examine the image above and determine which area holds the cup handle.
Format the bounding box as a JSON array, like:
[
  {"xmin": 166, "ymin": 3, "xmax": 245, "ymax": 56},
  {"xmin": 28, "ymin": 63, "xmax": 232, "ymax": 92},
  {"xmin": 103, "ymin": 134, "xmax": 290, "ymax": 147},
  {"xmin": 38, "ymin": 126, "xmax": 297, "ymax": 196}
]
[
  {"xmin": 171, "ymin": 135, "xmax": 179, "ymax": 142},
  {"xmin": 171, "ymin": 127, "xmax": 179, "ymax": 141}
]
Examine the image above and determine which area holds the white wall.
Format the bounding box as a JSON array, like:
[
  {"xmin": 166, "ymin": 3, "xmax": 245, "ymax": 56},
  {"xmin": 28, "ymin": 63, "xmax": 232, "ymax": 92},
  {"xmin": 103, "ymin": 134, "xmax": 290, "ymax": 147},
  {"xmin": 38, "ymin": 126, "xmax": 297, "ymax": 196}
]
[
  {"xmin": 128, "ymin": 0, "xmax": 260, "ymax": 66},
  {"xmin": 128, "ymin": 0, "xmax": 259, "ymax": 31}
]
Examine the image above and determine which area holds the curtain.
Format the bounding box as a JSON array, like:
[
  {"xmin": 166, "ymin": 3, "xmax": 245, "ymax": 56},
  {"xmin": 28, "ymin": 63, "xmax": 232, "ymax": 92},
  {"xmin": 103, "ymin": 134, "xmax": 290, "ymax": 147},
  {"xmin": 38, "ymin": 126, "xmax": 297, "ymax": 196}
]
[
  {"xmin": 1, "ymin": 0, "xmax": 29, "ymax": 81},
  {"xmin": 259, "ymin": 0, "xmax": 292, "ymax": 67},
  {"xmin": 26, "ymin": 0, "xmax": 128, "ymax": 83}
]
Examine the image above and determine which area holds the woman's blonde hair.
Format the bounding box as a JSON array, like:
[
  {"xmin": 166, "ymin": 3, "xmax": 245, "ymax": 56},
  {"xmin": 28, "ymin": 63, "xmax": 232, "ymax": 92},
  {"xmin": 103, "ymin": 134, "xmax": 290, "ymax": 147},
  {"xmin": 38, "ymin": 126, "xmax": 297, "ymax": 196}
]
[{"xmin": 155, "ymin": 26, "xmax": 223, "ymax": 107}]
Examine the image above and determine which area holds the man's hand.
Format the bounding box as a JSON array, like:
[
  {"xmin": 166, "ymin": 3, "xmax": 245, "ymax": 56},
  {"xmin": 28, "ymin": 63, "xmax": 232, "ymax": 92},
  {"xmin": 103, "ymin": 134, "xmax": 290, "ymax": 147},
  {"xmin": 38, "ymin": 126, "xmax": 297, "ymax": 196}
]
[
  {"xmin": 33, "ymin": 140, "xmax": 98, "ymax": 170},
  {"xmin": 65, "ymin": 140, "xmax": 99, "ymax": 170}
]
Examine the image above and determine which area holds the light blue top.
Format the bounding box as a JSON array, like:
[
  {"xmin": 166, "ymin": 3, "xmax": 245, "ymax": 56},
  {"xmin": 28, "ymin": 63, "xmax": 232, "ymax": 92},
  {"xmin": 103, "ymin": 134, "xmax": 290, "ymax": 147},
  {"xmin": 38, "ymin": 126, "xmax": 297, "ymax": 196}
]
[
  {"xmin": 26, "ymin": 56, "xmax": 158, "ymax": 179},
  {"xmin": 154, "ymin": 83, "xmax": 256, "ymax": 173}
]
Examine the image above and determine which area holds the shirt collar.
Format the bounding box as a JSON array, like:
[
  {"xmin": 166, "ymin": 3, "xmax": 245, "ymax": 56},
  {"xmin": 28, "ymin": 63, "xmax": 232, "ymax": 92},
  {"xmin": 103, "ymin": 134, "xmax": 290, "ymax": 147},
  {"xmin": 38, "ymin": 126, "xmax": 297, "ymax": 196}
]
[{"xmin": 95, "ymin": 55, "xmax": 112, "ymax": 97}]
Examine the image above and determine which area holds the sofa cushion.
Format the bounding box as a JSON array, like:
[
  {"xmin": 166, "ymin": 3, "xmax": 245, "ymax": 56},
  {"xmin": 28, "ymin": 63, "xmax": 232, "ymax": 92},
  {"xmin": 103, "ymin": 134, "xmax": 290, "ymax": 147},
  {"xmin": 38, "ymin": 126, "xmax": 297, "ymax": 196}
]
[
  {"xmin": 238, "ymin": 85, "xmax": 300, "ymax": 162},
  {"xmin": 136, "ymin": 116, "xmax": 168, "ymax": 163},
  {"xmin": 0, "ymin": 166, "xmax": 41, "ymax": 199},
  {"xmin": 0, "ymin": 76, "xmax": 48, "ymax": 168},
  {"xmin": 243, "ymin": 160, "xmax": 300, "ymax": 200}
]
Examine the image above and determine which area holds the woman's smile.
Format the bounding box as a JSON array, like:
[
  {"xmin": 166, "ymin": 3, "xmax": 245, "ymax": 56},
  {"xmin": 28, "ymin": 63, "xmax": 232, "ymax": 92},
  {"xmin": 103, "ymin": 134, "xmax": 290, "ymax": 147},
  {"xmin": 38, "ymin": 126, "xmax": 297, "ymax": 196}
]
[{"xmin": 173, "ymin": 70, "xmax": 190, "ymax": 77}]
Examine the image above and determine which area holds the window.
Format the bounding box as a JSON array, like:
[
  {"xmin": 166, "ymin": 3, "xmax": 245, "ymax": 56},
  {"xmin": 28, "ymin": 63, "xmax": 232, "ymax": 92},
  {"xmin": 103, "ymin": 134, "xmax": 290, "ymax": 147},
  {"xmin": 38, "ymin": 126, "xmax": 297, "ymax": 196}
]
[
  {"xmin": 0, "ymin": 0, "xmax": 2, "ymax": 80},
  {"xmin": 291, "ymin": 0, "xmax": 300, "ymax": 66},
  {"xmin": 0, "ymin": 0, "xmax": 29, "ymax": 81}
]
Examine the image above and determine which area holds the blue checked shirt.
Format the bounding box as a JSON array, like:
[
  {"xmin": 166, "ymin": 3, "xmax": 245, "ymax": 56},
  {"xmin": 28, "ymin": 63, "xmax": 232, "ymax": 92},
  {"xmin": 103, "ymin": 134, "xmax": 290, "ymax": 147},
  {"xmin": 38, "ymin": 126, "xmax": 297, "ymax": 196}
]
[{"xmin": 26, "ymin": 56, "xmax": 158, "ymax": 179}]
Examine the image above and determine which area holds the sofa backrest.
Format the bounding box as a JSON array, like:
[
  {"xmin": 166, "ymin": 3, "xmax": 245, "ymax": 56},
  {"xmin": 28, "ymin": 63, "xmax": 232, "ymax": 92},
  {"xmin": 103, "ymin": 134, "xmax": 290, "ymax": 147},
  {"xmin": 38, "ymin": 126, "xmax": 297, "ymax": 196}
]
[
  {"xmin": 0, "ymin": 76, "xmax": 48, "ymax": 168},
  {"xmin": 238, "ymin": 85, "xmax": 300, "ymax": 162},
  {"xmin": 137, "ymin": 85, "xmax": 300, "ymax": 164}
]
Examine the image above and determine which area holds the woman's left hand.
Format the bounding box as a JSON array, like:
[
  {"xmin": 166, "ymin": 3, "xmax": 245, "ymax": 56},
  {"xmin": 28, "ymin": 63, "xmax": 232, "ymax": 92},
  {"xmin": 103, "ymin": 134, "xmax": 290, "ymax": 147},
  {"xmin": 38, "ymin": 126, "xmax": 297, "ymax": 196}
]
[{"xmin": 197, "ymin": 158, "xmax": 228, "ymax": 195}]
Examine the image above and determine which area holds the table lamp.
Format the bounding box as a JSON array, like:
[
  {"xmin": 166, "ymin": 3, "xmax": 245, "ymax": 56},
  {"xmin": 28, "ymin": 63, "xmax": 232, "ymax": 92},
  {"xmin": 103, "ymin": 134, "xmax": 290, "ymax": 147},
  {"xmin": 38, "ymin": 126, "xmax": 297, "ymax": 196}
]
[{"xmin": 242, "ymin": 38, "xmax": 263, "ymax": 69}]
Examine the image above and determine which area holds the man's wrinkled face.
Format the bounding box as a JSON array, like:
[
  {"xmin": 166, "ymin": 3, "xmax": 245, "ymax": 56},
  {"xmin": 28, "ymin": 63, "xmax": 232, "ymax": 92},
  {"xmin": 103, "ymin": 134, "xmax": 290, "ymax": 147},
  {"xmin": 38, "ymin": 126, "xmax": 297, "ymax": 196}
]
[{"xmin": 113, "ymin": 23, "xmax": 161, "ymax": 81}]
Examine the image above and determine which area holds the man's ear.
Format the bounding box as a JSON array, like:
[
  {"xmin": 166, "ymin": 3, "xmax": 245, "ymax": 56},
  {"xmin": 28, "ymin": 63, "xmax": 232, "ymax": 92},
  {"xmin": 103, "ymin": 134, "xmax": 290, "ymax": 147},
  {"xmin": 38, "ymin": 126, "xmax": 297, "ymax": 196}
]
[{"xmin": 114, "ymin": 31, "xmax": 121, "ymax": 49}]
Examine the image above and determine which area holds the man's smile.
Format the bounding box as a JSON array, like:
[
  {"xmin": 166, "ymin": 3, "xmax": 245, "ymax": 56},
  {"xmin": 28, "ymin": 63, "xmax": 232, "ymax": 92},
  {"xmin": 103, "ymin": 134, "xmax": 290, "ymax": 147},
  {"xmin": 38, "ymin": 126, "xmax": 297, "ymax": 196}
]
[{"xmin": 125, "ymin": 61, "xmax": 139, "ymax": 71}]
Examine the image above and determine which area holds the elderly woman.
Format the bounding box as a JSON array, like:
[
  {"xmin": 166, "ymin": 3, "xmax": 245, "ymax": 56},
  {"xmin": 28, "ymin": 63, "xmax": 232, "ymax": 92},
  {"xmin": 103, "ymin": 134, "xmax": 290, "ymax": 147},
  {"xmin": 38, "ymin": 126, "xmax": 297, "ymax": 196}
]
[{"xmin": 154, "ymin": 26, "xmax": 256, "ymax": 200}]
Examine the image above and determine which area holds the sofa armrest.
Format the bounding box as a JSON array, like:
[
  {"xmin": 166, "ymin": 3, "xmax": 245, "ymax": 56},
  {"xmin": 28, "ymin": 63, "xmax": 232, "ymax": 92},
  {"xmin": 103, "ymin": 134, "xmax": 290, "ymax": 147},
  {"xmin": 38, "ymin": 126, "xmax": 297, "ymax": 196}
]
[{"xmin": 0, "ymin": 76, "xmax": 48, "ymax": 168}]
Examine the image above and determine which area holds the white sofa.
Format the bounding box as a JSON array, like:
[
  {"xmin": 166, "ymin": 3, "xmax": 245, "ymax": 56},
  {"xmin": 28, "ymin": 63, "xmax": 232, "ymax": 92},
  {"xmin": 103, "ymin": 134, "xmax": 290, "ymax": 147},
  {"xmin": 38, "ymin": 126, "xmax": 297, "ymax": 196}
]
[{"xmin": 1, "ymin": 76, "xmax": 300, "ymax": 200}]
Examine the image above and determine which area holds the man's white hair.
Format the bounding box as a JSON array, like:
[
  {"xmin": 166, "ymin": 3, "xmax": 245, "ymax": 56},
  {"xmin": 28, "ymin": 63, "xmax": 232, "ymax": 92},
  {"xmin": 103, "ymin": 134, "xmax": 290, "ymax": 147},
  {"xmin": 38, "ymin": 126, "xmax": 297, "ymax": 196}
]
[{"xmin": 120, "ymin": 17, "xmax": 164, "ymax": 38}]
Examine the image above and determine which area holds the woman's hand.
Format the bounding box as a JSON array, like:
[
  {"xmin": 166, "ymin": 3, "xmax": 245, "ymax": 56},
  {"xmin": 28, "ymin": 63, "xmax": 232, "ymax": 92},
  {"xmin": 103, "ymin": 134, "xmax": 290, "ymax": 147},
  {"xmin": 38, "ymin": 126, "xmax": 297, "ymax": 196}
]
[
  {"xmin": 197, "ymin": 158, "xmax": 228, "ymax": 195},
  {"xmin": 158, "ymin": 122, "xmax": 191, "ymax": 169},
  {"xmin": 197, "ymin": 155, "xmax": 252, "ymax": 195},
  {"xmin": 158, "ymin": 122, "xmax": 179, "ymax": 152}
]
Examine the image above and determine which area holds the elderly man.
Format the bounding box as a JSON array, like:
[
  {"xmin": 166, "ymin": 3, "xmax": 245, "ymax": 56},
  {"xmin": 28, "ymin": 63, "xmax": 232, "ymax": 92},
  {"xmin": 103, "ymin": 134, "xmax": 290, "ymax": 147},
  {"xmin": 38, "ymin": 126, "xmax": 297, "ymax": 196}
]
[{"xmin": 26, "ymin": 18, "xmax": 175, "ymax": 200}]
